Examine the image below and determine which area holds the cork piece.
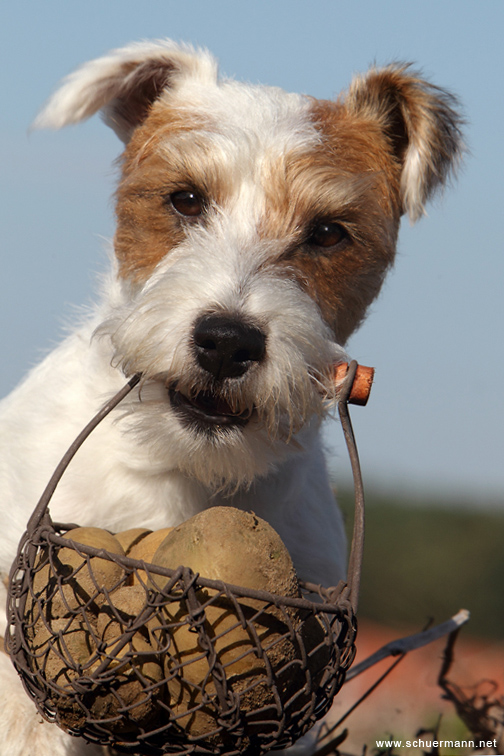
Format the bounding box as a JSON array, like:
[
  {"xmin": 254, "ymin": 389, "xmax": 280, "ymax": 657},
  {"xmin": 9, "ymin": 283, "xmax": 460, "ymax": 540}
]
[{"xmin": 334, "ymin": 363, "xmax": 375, "ymax": 406}]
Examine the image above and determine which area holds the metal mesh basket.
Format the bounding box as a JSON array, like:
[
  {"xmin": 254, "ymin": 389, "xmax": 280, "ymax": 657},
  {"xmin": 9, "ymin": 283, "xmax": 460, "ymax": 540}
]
[{"xmin": 5, "ymin": 362, "xmax": 367, "ymax": 755}]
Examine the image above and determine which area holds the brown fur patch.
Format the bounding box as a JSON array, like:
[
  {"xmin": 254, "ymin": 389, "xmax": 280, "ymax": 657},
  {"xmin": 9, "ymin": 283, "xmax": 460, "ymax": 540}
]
[
  {"xmin": 114, "ymin": 102, "xmax": 222, "ymax": 281},
  {"xmin": 261, "ymin": 99, "xmax": 403, "ymax": 342}
]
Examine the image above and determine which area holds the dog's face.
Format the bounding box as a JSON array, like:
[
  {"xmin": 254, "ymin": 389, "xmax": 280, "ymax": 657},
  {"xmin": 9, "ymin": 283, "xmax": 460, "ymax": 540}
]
[{"xmin": 36, "ymin": 42, "xmax": 462, "ymax": 489}]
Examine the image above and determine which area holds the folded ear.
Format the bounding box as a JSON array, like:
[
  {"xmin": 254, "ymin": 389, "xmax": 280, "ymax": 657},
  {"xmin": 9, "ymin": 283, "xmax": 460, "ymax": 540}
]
[
  {"xmin": 344, "ymin": 64, "xmax": 464, "ymax": 222},
  {"xmin": 33, "ymin": 39, "xmax": 218, "ymax": 143}
]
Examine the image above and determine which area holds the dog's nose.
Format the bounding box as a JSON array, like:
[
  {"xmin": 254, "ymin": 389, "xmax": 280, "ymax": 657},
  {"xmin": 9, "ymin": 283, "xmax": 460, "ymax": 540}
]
[{"xmin": 193, "ymin": 314, "xmax": 266, "ymax": 379}]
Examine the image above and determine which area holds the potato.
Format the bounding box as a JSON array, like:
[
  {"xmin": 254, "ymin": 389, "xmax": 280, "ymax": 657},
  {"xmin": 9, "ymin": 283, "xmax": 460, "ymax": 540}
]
[
  {"xmin": 82, "ymin": 585, "xmax": 164, "ymax": 732},
  {"xmin": 149, "ymin": 507, "xmax": 304, "ymax": 742},
  {"xmin": 25, "ymin": 529, "xmax": 125, "ymax": 714},
  {"xmin": 152, "ymin": 508, "xmax": 298, "ymax": 596},
  {"xmin": 114, "ymin": 527, "xmax": 152, "ymax": 555},
  {"xmin": 37, "ymin": 585, "xmax": 164, "ymax": 734},
  {"xmin": 24, "ymin": 528, "xmax": 171, "ymax": 735},
  {"xmin": 85, "ymin": 632, "xmax": 163, "ymax": 733},
  {"xmin": 29, "ymin": 527, "xmax": 126, "ymax": 619},
  {"xmin": 114, "ymin": 528, "xmax": 152, "ymax": 585},
  {"xmin": 127, "ymin": 527, "xmax": 174, "ymax": 585},
  {"xmin": 96, "ymin": 584, "xmax": 150, "ymax": 639},
  {"xmin": 26, "ymin": 612, "xmax": 97, "ymax": 731},
  {"xmin": 30, "ymin": 615, "xmax": 96, "ymax": 688},
  {"xmin": 58, "ymin": 527, "xmax": 125, "ymax": 597}
]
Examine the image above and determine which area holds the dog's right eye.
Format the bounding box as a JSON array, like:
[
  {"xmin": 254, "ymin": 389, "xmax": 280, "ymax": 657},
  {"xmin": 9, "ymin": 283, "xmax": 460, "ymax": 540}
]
[
  {"xmin": 308, "ymin": 220, "xmax": 348, "ymax": 249},
  {"xmin": 168, "ymin": 190, "xmax": 205, "ymax": 218}
]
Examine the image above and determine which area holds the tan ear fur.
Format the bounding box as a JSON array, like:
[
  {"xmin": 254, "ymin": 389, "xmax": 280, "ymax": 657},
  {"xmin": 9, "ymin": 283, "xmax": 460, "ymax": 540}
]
[{"xmin": 344, "ymin": 64, "xmax": 464, "ymax": 222}]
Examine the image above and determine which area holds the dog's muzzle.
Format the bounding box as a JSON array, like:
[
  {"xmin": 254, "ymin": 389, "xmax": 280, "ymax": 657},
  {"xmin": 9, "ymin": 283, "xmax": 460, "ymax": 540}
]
[{"xmin": 169, "ymin": 314, "xmax": 266, "ymax": 429}]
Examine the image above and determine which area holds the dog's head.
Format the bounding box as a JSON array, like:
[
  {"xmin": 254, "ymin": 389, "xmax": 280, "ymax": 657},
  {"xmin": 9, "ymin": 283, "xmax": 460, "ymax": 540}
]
[{"xmin": 36, "ymin": 41, "xmax": 462, "ymax": 488}]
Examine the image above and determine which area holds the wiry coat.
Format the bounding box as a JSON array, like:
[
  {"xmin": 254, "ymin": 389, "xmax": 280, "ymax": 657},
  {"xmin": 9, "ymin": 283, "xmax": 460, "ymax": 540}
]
[{"xmin": 0, "ymin": 40, "xmax": 462, "ymax": 755}]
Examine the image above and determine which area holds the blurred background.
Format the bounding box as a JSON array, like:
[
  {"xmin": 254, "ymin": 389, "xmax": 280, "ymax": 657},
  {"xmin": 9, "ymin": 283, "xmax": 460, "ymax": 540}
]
[{"xmin": 1, "ymin": 2, "xmax": 503, "ymax": 723}]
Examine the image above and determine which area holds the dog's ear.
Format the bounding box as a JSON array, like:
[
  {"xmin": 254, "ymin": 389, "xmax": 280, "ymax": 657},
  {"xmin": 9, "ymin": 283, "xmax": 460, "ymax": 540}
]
[
  {"xmin": 344, "ymin": 64, "xmax": 464, "ymax": 222},
  {"xmin": 33, "ymin": 40, "xmax": 218, "ymax": 143}
]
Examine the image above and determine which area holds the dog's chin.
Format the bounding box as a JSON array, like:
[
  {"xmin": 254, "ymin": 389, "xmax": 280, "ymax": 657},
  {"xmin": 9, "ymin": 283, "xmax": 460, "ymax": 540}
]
[
  {"xmin": 168, "ymin": 386, "xmax": 253, "ymax": 432},
  {"xmin": 116, "ymin": 378, "xmax": 316, "ymax": 491}
]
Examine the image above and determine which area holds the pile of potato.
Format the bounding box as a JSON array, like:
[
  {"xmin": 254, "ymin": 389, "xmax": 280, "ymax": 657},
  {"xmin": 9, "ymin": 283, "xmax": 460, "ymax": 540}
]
[
  {"xmin": 24, "ymin": 507, "xmax": 330, "ymax": 745},
  {"xmin": 25, "ymin": 525, "xmax": 168, "ymax": 732}
]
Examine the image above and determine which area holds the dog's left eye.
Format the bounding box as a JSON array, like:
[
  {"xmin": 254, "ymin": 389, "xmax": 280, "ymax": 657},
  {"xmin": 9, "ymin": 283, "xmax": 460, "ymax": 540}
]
[
  {"xmin": 309, "ymin": 221, "xmax": 348, "ymax": 249},
  {"xmin": 169, "ymin": 190, "xmax": 205, "ymax": 217}
]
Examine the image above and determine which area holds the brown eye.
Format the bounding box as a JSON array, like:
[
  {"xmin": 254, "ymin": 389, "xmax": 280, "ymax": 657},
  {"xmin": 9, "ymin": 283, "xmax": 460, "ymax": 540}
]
[
  {"xmin": 169, "ymin": 190, "xmax": 204, "ymax": 217},
  {"xmin": 309, "ymin": 221, "xmax": 347, "ymax": 248}
]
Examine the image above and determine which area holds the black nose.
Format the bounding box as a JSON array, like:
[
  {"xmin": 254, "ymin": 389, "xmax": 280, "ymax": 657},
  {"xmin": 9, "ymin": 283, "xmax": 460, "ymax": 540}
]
[{"xmin": 193, "ymin": 314, "xmax": 266, "ymax": 380}]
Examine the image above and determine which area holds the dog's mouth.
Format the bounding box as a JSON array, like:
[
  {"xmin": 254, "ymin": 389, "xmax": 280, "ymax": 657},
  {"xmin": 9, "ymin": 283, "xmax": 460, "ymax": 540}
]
[{"xmin": 168, "ymin": 386, "xmax": 252, "ymax": 429}]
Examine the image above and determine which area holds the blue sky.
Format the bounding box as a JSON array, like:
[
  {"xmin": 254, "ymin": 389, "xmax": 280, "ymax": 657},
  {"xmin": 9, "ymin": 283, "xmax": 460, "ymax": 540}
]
[{"xmin": 1, "ymin": 1, "xmax": 503, "ymax": 504}]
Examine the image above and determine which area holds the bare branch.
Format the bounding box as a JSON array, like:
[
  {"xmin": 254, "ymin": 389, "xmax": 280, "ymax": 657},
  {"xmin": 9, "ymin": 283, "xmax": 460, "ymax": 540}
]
[{"xmin": 345, "ymin": 609, "xmax": 470, "ymax": 681}]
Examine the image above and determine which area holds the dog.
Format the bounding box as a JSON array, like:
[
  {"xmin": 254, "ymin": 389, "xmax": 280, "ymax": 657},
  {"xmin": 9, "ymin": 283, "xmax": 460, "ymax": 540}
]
[{"xmin": 0, "ymin": 40, "xmax": 462, "ymax": 756}]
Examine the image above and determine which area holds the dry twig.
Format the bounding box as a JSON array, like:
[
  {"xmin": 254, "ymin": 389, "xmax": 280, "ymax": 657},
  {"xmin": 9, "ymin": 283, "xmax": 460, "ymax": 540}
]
[{"xmin": 438, "ymin": 629, "xmax": 504, "ymax": 753}]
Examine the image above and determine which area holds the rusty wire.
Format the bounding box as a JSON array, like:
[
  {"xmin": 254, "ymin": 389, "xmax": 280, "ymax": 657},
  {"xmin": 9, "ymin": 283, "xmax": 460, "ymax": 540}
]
[{"xmin": 5, "ymin": 363, "xmax": 365, "ymax": 755}]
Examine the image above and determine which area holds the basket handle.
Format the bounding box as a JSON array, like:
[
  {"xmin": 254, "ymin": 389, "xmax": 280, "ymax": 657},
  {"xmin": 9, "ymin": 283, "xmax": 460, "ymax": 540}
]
[
  {"xmin": 336, "ymin": 360, "xmax": 370, "ymax": 613},
  {"xmin": 25, "ymin": 363, "xmax": 371, "ymax": 615}
]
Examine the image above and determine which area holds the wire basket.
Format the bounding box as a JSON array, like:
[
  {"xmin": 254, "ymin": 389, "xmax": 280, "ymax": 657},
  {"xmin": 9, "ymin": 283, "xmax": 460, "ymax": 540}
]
[{"xmin": 5, "ymin": 362, "xmax": 368, "ymax": 755}]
